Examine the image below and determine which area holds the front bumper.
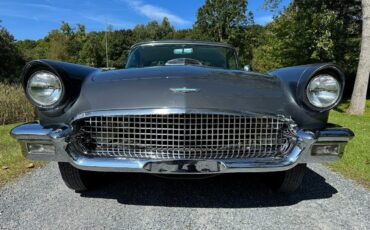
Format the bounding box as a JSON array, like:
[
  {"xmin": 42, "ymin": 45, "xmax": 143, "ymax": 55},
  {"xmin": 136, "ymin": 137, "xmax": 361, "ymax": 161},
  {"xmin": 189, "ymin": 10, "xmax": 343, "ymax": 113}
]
[{"xmin": 11, "ymin": 122, "xmax": 354, "ymax": 173}]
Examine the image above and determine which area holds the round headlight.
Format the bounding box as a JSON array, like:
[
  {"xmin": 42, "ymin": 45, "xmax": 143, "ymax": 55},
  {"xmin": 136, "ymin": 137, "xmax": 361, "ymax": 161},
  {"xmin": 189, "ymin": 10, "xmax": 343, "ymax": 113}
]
[
  {"xmin": 306, "ymin": 74, "xmax": 341, "ymax": 109},
  {"xmin": 26, "ymin": 70, "xmax": 64, "ymax": 107}
]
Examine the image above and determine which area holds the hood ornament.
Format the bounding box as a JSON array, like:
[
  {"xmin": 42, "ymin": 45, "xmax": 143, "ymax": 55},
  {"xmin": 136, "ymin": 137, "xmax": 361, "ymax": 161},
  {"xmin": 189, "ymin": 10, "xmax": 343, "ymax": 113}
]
[{"xmin": 170, "ymin": 87, "xmax": 200, "ymax": 94}]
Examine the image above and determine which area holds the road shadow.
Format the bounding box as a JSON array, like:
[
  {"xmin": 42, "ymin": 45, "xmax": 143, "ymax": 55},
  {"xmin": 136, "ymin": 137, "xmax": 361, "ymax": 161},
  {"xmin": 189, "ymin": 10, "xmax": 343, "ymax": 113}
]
[{"xmin": 80, "ymin": 168, "xmax": 338, "ymax": 208}]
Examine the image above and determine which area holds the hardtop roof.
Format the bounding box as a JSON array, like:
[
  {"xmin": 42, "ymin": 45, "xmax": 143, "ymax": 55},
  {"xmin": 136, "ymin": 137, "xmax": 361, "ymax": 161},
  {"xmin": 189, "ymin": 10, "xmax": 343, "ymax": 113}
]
[{"xmin": 130, "ymin": 40, "xmax": 235, "ymax": 50}]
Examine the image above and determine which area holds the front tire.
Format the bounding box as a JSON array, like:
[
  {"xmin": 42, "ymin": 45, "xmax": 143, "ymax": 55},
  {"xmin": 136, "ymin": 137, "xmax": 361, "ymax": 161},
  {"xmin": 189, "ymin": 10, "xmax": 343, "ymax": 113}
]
[
  {"xmin": 269, "ymin": 164, "xmax": 307, "ymax": 193},
  {"xmin": 58, "ymin": 162, "xmax": 95, "ymax": 192}
]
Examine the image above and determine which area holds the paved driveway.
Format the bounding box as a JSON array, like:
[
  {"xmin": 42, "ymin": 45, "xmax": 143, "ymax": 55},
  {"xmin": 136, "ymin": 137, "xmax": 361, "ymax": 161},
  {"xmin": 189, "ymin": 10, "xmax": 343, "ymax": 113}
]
[{"xmin": 0, "ymin": 163, "xmax": 368, "ymax": 229}]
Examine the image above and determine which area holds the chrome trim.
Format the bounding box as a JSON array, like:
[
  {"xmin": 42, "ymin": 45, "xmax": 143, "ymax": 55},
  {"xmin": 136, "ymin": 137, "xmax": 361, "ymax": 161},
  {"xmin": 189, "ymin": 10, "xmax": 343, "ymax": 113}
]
[
  {"xmin": 130, "ymin": 40, "xmax": 235, "ymax": 50},
  {"xmin": 10, "ymin": 120, "xmax": 354, "ymax": 173},
  {"xmin": 316, "ymin": 127, "xmax": 354, "ymax": 142},
  {"xmin": 10, "ymin": 122, "xmax": 71, "ymax": 161},
  {"xmin": 70, "ymin": 147, "xmax": 303, "ymax": 173},
  {"xmin": 10, "ymin": 122, "xmax": 71, "ymax": 141},
  {"xmin": 71, "ymin": 108, "xmax": 283, "ymax": 123}
]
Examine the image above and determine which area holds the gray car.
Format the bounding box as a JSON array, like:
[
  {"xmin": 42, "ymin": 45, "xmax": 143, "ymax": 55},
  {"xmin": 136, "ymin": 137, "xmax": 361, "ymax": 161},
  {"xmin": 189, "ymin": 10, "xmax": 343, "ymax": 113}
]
[{"xmin": 11, "ymin": 40, "xmax": 354, "ymax": 193}]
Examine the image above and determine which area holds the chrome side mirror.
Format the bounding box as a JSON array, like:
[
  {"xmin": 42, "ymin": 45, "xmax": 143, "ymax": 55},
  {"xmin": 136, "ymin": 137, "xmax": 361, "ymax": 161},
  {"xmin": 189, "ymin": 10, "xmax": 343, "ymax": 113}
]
[{"xmin": 244, "ymin": 65, "xmax": 252, "ymax": 72}]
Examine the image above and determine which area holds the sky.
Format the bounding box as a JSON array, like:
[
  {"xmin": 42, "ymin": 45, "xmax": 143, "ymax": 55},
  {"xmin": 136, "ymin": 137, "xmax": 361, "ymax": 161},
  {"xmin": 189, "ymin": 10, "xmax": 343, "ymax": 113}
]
[{"xmin": 0, "ymin": 0, "xmax": 291, "ymax": 40}]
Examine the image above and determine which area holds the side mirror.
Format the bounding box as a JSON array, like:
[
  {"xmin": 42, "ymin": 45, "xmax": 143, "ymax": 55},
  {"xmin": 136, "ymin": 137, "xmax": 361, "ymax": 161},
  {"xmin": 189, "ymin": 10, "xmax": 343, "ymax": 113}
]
[{"xmin": 244, "ymin": 65, "xmax": 252, "ymax": 72}]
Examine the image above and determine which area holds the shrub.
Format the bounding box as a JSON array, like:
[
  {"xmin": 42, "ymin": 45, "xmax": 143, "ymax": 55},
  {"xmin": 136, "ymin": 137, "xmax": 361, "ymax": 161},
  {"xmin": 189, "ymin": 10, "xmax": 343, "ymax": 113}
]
[{"xmin": 0, "ymin": 83, "xmax": 36, "ymax": 125}]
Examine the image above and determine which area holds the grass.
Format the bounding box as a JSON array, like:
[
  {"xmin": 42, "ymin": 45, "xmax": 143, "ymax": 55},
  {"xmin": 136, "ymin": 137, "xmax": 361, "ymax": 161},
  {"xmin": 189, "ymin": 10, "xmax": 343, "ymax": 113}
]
[
  {"xmin": 0, "ymin": 123, "xmax": 45, "ymax": 187},
  {"xmin": 0, "ymin": 83, "xmax": 36, "ymax": 125},
  {"xmin": 328, "ymin": 100, "xmax": 370, "ymax": 188}
]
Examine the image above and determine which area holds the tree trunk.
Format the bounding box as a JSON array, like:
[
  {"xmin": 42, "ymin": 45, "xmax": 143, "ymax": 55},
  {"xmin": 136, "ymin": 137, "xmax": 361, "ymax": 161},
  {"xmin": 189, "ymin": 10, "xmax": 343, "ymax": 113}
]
[{"xmin": 348, "ymin": 0, "xmax": 370, "ymax": 115}]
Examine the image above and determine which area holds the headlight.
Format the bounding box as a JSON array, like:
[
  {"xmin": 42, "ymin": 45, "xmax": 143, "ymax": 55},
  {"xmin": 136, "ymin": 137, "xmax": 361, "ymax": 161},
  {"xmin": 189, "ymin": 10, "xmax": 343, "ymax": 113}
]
[
  {"xmin": 306, "ymin": 74, "xmax": 341, "ymax": 109},
  {"xmin": 26, "ymin": 70, "xmax": 64, "ymax": 107}
]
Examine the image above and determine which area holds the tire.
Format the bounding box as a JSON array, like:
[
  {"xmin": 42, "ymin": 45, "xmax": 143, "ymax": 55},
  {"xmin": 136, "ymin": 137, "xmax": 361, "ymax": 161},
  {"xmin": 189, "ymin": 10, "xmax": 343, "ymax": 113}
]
[
  {"xmin": 58, "ymin": 162, "xmax": 95, "ymax": 192},
  {"xmin": 269, "ymin": 164, "xmax": 307, "ymax": 193}
]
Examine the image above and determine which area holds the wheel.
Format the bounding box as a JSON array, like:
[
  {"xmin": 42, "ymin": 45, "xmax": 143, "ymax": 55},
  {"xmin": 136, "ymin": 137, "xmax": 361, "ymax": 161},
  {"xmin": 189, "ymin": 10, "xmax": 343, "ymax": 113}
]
[
  {"xmin": 58, "ymin": 162, "xmax": 95, "ymax": 192},
  {"xmin": 268, "ymin": 164, "xmax": 307, "ymax": 193}
]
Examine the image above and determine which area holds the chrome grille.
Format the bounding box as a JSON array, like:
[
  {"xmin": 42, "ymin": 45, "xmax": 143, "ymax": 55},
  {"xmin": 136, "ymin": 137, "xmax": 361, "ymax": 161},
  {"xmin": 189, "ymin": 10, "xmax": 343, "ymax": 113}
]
[{"xmin": 71, "ymin": 114, "xmax": 296, "ymax": 160}]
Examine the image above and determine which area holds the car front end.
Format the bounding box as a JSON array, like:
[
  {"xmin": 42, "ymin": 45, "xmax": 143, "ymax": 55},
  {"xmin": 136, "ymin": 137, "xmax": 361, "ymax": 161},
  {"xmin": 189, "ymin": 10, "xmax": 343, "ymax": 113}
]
[{"xmin": 11, "ymin": 41, "xmax": 354, "ymax": 192}]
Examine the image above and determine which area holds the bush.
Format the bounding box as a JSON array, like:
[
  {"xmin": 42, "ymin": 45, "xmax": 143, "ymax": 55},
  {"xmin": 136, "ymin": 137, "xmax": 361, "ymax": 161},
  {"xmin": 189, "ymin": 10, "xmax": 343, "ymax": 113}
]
[{"xmin": 0, "ymin": 83, "xmax": 36, "ymax": 125}]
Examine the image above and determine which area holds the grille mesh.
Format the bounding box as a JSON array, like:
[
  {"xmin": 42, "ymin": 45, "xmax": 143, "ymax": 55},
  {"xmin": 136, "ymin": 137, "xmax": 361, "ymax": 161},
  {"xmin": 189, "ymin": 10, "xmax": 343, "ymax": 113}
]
[{"xmin": 71, "ymin": 114, "xmax": 296, "ymax": 160}]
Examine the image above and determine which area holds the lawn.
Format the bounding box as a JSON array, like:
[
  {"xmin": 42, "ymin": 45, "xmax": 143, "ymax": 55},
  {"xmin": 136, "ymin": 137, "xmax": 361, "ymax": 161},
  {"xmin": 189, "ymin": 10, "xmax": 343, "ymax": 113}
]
[
  {"xmin": 328, "ymin": 100, "xmax": 370, "ymax": 188},
  {"xmin": 0, "ymin": 124, "xmax": 44, "ymax": 187}
]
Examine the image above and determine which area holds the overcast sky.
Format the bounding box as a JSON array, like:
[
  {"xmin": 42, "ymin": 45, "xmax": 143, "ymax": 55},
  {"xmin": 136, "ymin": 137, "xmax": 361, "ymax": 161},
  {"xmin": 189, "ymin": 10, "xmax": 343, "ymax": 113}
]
[{"xmin": 0, "ymin": 0, "xmax": 290, "ymax": 40}]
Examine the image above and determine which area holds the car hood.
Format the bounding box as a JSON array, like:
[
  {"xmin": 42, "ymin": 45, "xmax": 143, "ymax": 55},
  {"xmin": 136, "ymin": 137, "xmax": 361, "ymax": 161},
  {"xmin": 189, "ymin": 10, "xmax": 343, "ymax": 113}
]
[{"xmin": 77, "ymin": 66, "xmax": 285, "ymax": 114}]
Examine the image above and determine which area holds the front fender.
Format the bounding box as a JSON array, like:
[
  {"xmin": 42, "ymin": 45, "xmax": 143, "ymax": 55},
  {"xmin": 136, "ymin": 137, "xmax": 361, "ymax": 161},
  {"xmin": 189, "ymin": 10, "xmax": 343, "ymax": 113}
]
[
  {"xmin": 21, "ymin": 59, "xmax": 100, "ymax": 117},
  {"xmin": 268, "ymin": 63, "xmax": 345, "ymax": 112}
]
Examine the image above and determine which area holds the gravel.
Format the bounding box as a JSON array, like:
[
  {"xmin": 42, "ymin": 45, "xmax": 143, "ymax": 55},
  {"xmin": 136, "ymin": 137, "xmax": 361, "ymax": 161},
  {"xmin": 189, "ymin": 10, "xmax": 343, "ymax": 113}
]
[{"xmin": 0, "ymin": 163, "xmax": 369, "ymax": 230}]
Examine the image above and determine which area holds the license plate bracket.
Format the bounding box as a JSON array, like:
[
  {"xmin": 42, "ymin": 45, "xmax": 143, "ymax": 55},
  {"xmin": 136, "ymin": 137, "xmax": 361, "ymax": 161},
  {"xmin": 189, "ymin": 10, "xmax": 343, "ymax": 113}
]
[{"xmin": 144, "ymin": 160, "xmax": 220, "ymax": 173}]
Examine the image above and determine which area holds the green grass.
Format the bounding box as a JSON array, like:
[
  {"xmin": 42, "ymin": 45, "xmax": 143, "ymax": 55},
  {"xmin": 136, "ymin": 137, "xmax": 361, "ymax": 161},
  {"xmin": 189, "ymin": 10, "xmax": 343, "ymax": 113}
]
[
  {"xmin": 0, "ymin": 124, "xmax": 44, "ymax": 187},
  {"xmin": 328, "ymin": 100, "xmax": 370, "ymax": 188}
]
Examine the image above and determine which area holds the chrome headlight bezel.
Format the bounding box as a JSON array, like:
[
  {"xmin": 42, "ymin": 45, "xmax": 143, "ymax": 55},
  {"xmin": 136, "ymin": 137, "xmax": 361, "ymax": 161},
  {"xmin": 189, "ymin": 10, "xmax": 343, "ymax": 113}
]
[
  {"xmin": 305, "ymin": 74, "xmax": 342, "ymax": 111},
  {"xmin": 26, "ymin": 70, "xmax": 65, "ymax": 108}
]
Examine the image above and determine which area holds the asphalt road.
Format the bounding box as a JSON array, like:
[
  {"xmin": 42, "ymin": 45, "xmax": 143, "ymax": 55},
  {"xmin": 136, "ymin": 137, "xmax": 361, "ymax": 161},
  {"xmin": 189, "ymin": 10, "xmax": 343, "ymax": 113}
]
[{"xmin": 0, "ymin": 163, "xmax": 369, "ymax": 230}]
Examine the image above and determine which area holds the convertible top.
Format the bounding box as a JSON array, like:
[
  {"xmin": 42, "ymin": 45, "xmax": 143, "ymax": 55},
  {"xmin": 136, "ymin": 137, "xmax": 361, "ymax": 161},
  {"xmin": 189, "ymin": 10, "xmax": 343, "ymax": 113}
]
[{"xmin": 130, "ymin": 40, "xmax": 235, "ymax": 50}]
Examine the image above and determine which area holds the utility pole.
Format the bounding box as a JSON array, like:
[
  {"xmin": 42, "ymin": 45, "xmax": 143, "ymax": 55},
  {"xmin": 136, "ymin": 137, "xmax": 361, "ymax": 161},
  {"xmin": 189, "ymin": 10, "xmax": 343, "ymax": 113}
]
[{"xmin": 105, "ymin": 23, "xmax": 109, "ymax": 68}]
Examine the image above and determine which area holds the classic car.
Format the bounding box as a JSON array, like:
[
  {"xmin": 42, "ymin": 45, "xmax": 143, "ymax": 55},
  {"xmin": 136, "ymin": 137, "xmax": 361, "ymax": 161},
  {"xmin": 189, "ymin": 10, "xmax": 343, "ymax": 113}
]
[{"xmin": 11, "ymin": 40, "xmax": 354, "ymax": 193}]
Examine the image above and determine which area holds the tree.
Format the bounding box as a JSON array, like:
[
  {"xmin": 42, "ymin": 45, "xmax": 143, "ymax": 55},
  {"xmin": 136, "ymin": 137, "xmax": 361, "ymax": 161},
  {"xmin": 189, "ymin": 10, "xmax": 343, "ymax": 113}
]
[
  {"xmin": 132, "ymin": 18, "xmax": 175, "ymax": 42},
  {"xmin": 72, "ymin": 24, "xmax": 87, "ymax": 63},
  {"xmin": 42, "ymin": 22, "xmax": 88, "ymax": 63},
  {"xmin": 46, "ymin": 29, "xmax": 70, "ymax": 61},
  {"xmin": 172, "ymin": 29, "xmax": 194, "ymax": 39},
  {"xmin": 16, "ymin": 39, "xmax": 38, "ymax": 61},
  {"xmin": 80, "ymin": 32, "xmax": 104, "ymax": 67},
  {"xmin": 194, "ymin": 0, "xmax": 252, "ymax": 42},
  {"xmin": 348, "ymin": 0, "xmax": 370, "ymax": 115},
  {"xmin": 259, "ymin": 0, "xmax": 366, "ymax": 114},
  {"xmin": 133, "ymin": 21, "xmax": 160, "ymax": 41},
  {"xmin": 108, "ymin": 29, "xmax": 135, "ymax": 68},
  {"xmin": 262, "ymin": 0, "xmax": 282, "ymax": 10},
  {"xmin": 252, "ymin": 0, "xmax": 362, "ymax": 73},
  {"xmin": 0, "ymin": 21, "xmax": 24, "ymax": 82},
  {"xmin": 158, "ymin": 17, "xmax": 175, "ymax": 39}
]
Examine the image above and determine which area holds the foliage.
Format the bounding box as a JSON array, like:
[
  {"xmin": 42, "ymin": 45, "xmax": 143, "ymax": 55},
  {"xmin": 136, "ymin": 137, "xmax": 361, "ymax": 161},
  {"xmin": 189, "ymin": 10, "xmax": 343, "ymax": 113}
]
[
  {"xmin": 193, "ymin": 0, "xmax": 256, "ymax": 65},
  {"xmin": 262, "ymin": 0, "xmax": 283, "ymax": 11},
  {"xmin": 80, "ymin": 32, "xmax": 104, "ymax": 67},
  {"xmin": 0, "ymin": 83, "xmax": 36, "ymax": 125},
  {"xmin": 0, "ymin": 22, "xmax": 25, "ymax": 83},
  {"xmin": 252, "ymin": 0, "xmax": 362, "ymax": 77},
  {"xmin": 194, "ymin": 0, "xmax": 252, "ymax": 42},
  {"xmin": 133, "ymin": 18, "xmax": 174, "ymax": 41}
]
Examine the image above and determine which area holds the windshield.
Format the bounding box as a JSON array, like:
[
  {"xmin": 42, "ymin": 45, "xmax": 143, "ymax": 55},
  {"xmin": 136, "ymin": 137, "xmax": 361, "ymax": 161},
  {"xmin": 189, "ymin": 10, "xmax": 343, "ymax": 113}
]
[{"xmin": 126, "ymin": 44, "xmax": 239, "ymax": 70}]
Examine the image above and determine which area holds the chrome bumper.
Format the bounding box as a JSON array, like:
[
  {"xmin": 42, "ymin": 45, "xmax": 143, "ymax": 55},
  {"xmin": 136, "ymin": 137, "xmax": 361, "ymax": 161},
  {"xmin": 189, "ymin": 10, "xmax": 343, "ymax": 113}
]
[{"xmin": 10, "ymin": 122, "xmax": 354, "ymax": 173}]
